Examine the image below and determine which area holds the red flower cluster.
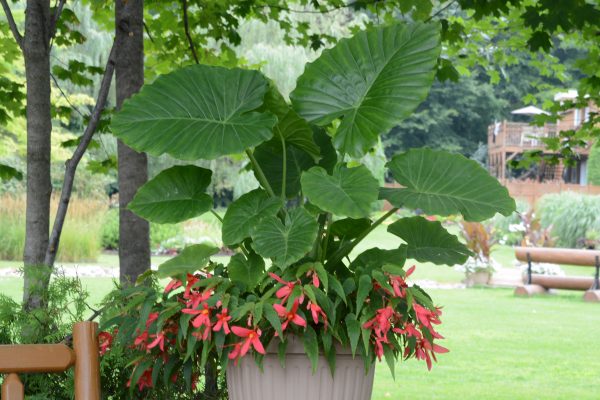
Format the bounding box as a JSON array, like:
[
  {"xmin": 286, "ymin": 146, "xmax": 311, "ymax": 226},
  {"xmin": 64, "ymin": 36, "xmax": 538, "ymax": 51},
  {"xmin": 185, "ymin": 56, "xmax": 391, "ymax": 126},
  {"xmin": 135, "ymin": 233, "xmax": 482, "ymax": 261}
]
[{"xmin": 362, "ymin": 266, "xmax": 448, "ymax": 370}]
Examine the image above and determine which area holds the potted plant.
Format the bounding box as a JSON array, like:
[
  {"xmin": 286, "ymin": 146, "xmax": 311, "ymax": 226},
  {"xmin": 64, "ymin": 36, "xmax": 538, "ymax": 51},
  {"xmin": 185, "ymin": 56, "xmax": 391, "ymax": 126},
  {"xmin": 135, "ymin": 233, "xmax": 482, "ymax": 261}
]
[
  {"xmin": 458, "ymin": 222, "xmax": 499, "ymax": 286},
  {"xmin": 100, "ymin": 22, "xmax": 515, "ymax": 399}
]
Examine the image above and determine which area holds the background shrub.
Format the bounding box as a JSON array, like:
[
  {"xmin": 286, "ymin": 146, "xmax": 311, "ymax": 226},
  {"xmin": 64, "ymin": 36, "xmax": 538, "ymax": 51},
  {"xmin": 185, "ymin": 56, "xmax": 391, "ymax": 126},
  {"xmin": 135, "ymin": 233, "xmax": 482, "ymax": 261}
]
[
  {"xmin": 487, "ymin": 198, "xmax": 530, "ymax": 246},
  {"xmin": 537, "ymin": 192, "xmax": 600, "ymax": 248},
  {"xmin": 587, "ymin": 143, "xmax": 600, "ymax": 186}
]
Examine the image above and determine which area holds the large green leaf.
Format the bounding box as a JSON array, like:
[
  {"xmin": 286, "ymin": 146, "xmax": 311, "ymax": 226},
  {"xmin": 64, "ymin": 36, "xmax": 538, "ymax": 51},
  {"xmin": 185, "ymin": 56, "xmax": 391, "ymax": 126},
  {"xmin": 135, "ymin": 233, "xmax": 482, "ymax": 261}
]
[
  {"xmin": 350, "ymin": 247, "xmax": 407, "ymax": 274},
  {"xmin": 330, "ymin": 218, "xmax": 372, "ymax": 239},
  {"xmin": 157, "ymin": 244, "xmax": 219, "ymax": 278},
  {"xmin": 275, "ymin": 110, "xmax": 320, "ymax": 161},
  {"xmin": 128, "ymin": 165, "xmax": 213, "ymax": 224},
  {"xmin": 227, "ymin": 253, "xmax": 265, "ymax": 291},
  {"xmin": 111, "ymin": 65, "xmax": 277, "ymax": 160},
  {"xmin": 221, "ymin": 189, "xmax": 281, "ymax": 246},
  {"xmin": 301, "ymin": 165, "xmax": 379, "ymax": 218},
  {"xmin": 253, "ymin": 140, "xmax": 315, "ymax": 198},
  {"xmin": 251, "ymin": 208, "xmax": 318, "ymax": 269},
  {"xmin": 380, "ymin": 148, "xmax": 516, "ymax": 221},
  {"xmin": 290, "ymin": 23, "xmax": 440, "ymax": 157},
  {"xmin": 387, "ymin": 216, "xmax": 471, "ymax": 265}
]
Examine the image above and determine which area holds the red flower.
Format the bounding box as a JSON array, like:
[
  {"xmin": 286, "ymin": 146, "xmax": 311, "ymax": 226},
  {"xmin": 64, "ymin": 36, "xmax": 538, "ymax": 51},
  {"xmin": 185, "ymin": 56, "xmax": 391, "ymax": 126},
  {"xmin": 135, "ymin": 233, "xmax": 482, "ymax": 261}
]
[
  {"xmin": 147, "ymin": 331, "xmax": 166, "ymax": 352},
  {"xmin": 145, "ymin": 312, "xmax": 159, "ymax": 329},
  {"xmin": 306, "ymin": 269, "xmax": 320, "ymax": 288},
  {"xmin": 409, "ymin": 338, "xmax": 449, "ymax": 370},
  {"xmin": 185, "ymin": 289, "xmax": 212, "ymax": 309},
  {"xmin": 213, "ymin": 308, "xmax": 232, "ymax": 334},
  {"xmin": 228, "ymin": 342, "xmax": 243, "ymax": 365},
  {"xmin": 182, "ymin": 303, "xmax": 213, "ymax": 340},
  {"xmin": 231, "ymin": 326, "xmax": 266, "ymax": 357},
  {"xmin": 389, "ymin": 265, "xmax": 415, "ymax": 298},
  {"xmin": 164, "ymin": 278, "xmax": 182, "ymax": 294},
  {"xmin": 413, "ymin": 304, "xmax": 441, "ymax": 330},
  {"xmin": 98, "ymin": 331, "xmax": 113, "ymax": 356},
  {"xmin": 269, "ymin": 273, "xmax": 297, "ymax": 303},
  {"xmin": 184, "ymin": 273, "xmax": 200, "ymax": 298},
  {"xmin": 273, "ymin": 299, "xmax": 306, "ymax": 331},
  {"xmin": 373, "ymin": 337, "xmax": 385, "ymax": 361},
  {"xmin": 128, "ymin": 368, "xmax": 153, "ymax": 391},
  {"xmin": 307, "ymin": 301, "xmax": 327, "ymax": 327},
  {"xmin": 134, "ymin": 330, "xmax": 149, "ymax": 348},
  {"xmin": 363, "ymin": 305, "xmax": 396, "ymax": 341},
  {"xmin": 393, "ymin": 322, "xmax": 422, "ymax": 340}
]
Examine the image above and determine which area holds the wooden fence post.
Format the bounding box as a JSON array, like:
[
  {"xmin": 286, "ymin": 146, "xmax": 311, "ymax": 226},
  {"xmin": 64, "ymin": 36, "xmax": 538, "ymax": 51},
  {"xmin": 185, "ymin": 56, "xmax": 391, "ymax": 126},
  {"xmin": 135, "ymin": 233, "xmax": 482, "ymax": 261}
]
[
  {"xmin": 73, "ymin": 321, "xmax": 101, "ymax": 400},
  {"xmin": 1, "ymin": 373, "xmax": 24, "ymax": 400}
]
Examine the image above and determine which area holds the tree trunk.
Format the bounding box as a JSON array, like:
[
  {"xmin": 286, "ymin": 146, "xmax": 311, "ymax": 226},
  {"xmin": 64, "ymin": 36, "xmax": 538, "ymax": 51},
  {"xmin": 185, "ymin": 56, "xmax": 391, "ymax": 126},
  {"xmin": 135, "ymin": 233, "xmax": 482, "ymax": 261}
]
[
  {"xmin": 115, "ymin": 0, "xmax": 150, "ymax": 285},
  {"xmin": 22, "ymin": 0, "xmax": 53, "ymax": 312}
]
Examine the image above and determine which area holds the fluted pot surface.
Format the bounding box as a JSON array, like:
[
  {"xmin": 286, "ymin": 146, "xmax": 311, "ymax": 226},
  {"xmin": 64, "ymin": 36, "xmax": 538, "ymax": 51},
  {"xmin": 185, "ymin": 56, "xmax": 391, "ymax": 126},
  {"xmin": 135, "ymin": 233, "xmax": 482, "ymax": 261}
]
[{"xmin": 227, "ymin": 337, "xmax": 375, "ymax": 400}]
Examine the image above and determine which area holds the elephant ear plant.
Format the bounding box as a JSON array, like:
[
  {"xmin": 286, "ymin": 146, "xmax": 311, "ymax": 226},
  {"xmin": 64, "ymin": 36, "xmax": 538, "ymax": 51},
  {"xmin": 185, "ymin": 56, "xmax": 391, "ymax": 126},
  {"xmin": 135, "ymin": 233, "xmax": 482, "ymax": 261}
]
[{"xmin": 100, "ymin": 22, "xmax": 515, "ymax": 394}]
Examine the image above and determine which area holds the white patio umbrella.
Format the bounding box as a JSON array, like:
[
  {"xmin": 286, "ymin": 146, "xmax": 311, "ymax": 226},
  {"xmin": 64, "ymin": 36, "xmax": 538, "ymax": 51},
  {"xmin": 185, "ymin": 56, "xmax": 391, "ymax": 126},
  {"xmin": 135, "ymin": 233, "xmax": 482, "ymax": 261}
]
[{"xmin": 510, "ymin": 105, "xmax": 550, "ymax": 115}]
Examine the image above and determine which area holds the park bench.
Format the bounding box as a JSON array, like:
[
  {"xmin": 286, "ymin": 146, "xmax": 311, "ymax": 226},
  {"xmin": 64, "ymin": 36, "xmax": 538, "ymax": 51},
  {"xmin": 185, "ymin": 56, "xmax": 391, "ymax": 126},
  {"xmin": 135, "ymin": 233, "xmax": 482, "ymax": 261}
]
[
  {"xmin": 514, "ymin": 247, "xmax": 600, "ymax": 302},
  {"xmin": 0, "ymin": 321, "xmax": 100, "ymax": 400}
]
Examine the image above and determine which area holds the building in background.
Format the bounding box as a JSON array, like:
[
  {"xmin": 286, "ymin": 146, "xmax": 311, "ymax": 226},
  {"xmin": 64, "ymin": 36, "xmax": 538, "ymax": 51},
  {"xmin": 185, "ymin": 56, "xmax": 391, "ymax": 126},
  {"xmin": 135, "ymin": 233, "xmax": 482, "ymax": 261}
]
[{"xmin": 487, "ymin": 91, "xmax": 599, "ymax": 204}]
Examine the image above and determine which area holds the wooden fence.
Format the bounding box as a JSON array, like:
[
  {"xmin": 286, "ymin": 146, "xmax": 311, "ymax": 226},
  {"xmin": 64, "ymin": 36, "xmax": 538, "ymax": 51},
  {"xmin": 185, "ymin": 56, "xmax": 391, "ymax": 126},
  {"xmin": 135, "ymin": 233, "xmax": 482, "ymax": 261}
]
[{"xmin": 500, "ymin": 179, "xmax": 600, "ymax": 205}]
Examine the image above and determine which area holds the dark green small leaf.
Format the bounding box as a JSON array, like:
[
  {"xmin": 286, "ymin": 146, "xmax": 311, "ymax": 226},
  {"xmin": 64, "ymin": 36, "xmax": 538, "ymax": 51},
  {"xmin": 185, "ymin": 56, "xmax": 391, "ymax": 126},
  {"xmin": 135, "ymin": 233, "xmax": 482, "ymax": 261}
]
[
  {"xmin": 227, "ymin": 253, "xmax": 265, "ymax": 291},
  {"xmin": 356, "ymin": 275, "xmax": 372, "ymax": 316},
  {"xmin": 278, "ymin": 339, "xmax": 288, "ymax": 369},
  {"xmin": 345, "ymin": 313, "xmax": 361, "ymax": 357},
  {"xmin": 302, "ymin": 325, "xmax": 319, "ymax": 373},
  {"xmin": 0, "ymin": 164, "xmax": 23, "ymax": 181},
  {"xmin": 157, "ymin": 244, "xmax": 219, "ymax": 278},
  {"xmin": 263, "ymin": 303, "xmax": 283, "ymax": 337}
]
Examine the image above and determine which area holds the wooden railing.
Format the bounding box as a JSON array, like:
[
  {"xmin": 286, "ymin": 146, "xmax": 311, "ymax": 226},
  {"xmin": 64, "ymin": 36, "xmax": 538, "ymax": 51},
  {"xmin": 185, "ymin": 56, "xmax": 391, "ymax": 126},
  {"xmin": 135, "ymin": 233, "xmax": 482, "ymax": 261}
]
[
  {"xmin": 0, "ymin": 321, "xmax": 100, "ymax": 400},
  {"xmin": 488, "ymin": 122, "xmax": 557, "ymax": 150}
]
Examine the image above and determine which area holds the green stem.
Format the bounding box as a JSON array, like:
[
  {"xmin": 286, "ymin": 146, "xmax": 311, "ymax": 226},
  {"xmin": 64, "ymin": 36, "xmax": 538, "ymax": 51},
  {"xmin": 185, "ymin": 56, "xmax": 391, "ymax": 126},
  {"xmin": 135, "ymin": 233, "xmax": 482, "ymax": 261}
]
[
  {"xmin": 320, "ymin": 213, "xmax": 332, "ymax": 263},
  {"xmin": 280, "ymin": 135, "xmax": 287, "ymax": 201},
  {"xmin": 246, "ymin": 149, "xmax": 276, "ymax": 198},
  {"xmin": 325, "ymin": 207, "xmax": 398, "ymax": 268},
  {"xmin": 310, "ymin": 213, "xmax": 327, "ymax": 259},
  {"xmin": 210, "ymin": 209, "xmax": 223, "ymax": 223}
]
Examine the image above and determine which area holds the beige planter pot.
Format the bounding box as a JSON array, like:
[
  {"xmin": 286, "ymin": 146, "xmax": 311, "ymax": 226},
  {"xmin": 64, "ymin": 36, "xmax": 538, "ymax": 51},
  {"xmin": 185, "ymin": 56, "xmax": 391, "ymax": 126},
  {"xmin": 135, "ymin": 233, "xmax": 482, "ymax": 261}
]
[
  {"xmin": 227, "ymin": 337, "xmax": 375, "ymax": 400},
  {"xmin": 465, "ymin": 270, "xmax": 491, "ymax": 287}
]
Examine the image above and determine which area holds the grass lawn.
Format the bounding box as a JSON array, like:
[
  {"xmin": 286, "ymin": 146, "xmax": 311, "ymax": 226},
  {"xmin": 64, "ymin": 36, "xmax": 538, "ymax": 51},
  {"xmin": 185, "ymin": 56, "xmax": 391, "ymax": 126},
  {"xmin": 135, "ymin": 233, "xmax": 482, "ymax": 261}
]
[{"xmin": 373, "ymin": 288, "xmax": 600, "ymax": 400}]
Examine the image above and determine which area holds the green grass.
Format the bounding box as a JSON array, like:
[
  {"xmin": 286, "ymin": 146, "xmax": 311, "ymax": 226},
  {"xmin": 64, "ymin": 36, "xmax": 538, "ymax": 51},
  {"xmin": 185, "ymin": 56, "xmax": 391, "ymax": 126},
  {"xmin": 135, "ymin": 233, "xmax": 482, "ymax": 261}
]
[{"xmin": 372, "ymin": 288, "xmax": 600, "ymax": 400}]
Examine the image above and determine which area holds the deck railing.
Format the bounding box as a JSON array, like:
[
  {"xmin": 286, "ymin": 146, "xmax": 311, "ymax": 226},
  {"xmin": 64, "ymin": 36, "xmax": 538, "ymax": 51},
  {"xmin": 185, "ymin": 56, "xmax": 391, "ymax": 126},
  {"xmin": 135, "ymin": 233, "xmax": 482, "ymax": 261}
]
[
  {"xmin": 0, "ymin": 321, "xmax": 100, "ymax": 400},
  {"xmin": 488, "ymin": 122, "xmax": 557, "ymax": 149}
]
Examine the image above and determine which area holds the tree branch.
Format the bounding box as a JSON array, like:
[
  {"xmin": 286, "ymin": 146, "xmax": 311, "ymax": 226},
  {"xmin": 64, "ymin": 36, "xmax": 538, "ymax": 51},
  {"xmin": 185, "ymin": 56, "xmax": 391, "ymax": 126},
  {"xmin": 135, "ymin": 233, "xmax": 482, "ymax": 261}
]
[
  {"xmin": 182, "ymin": 0, "xmax": 199, "ymax": 64},
  {"xmin": 44, "ymin": 42, "xmax": 117, "ymax": 267},
  {"xmin": 425, "ymin": 0, "xmax": 457, "ymax": 22},
  {"xmin": 48, "ymin": 0, "xmax": 67, "ymax": 41},
  {"xmin": 50, "ymin": 72, "xmax": 86, "ymax": 119},
  {"xmin": 0, "ymin": 0, "xmax": 23, "ymax": 50}
]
